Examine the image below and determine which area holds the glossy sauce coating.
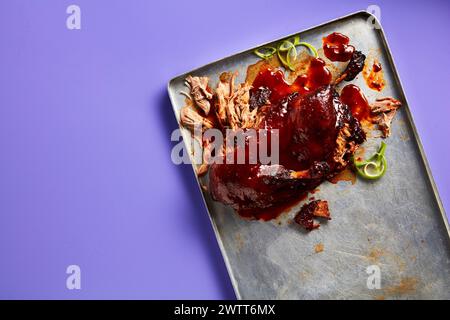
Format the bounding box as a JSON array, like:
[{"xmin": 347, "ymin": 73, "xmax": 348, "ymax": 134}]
[
  {"xmin": 209, "ymin": 54, "xmax": 366, "ymax": 220},
  {"xmin": 340, "ymin": 84, "xmax": 372, "ymax": 122},
  {"xmin": 251, "ymin": 58, "xmax": 332, "ymax": 101},
  {"xmin": 323, "ymin": 32, "xmax": 355, "ymax": 62},
  {"xmin": 210, "ymin": 62, "xmax": 345, "ymax": 220}
]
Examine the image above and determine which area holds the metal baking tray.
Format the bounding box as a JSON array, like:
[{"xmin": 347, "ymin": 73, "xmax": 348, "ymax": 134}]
[{"xmin": 167, "ymin": 11, "xmax": 450, "ymax": 299}]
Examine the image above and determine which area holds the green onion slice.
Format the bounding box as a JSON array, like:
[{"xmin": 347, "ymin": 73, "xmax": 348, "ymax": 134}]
[
  {"xmin": 254, "ymin": 46, "xmax": 277, "ymax": 59},
  {"xmin": 253, "ymin": 36, "xmax": 318, "ymax": 70},
  {"xmin": 277, "ymin": 43, "xmax": 295, "ymax": 71},
  {"xmin": 292, "ymin": 35, "xmax": 301, "ymax": 46},
  {"xmin": 298, "ymin": 42, "xmax": 318, "ymax": 58},
  {"xmin": 279, "ymin": 40, "xmax": 295, "ymax": 52},
  {"xmin": 286, "ymin": 46, "xmax": 298, "ymax": 69},
  {"xmin": 353, "ymin": 141, "xmax": 388, "ymax": 180}
]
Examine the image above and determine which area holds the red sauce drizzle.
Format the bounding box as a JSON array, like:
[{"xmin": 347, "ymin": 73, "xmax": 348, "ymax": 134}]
[
  {"xmin": 322, "ymin": 32, "xmax": 355, "ymax": 62},
  {"xmin": 363, "ymin": 60, "xmax": 385, "ymax": 92},
  {"xmin": 251, "ymin": 58, "xmax": 332, "ymax": 103},
  {"xmin": 373, "ymin": 62, "xmax": 382, "ymax": 72},
  {"xmin": 340, "ymin": 84, "xmax": 371, "ymax": 122}
]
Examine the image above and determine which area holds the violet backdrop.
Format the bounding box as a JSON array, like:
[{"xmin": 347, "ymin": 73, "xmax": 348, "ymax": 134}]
[{"xmin": 0, "ymin": 0, "xmax": 449, "ymax": 299}]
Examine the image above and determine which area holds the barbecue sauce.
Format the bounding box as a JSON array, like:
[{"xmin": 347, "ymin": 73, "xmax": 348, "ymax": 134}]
[
  {"xmin": 251, "ymin": 57, "xmax": 332, "ymax": 103},
  {"xmin": 340, "ymin": 84, "xmax": 372, "ymax": 122},
  {"xmin": 209, "ymin": 53, "xmax": 365, "ymax": 221},
  {"xmin": 323, "ymin": 32, "xmax": 355, "ymax": 62},
  {"xmin": 363, "ymin": 59, "xmax": 385, "ymax": 91},
  {"xmin": 211, "ymin": 61, "xmax": 339, "ymax": 220}
]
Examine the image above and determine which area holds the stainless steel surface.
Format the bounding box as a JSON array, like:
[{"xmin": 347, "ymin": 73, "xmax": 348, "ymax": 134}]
[{"xmin": 167, "ymin": 11, "xmax": 450, "ymax": 299}]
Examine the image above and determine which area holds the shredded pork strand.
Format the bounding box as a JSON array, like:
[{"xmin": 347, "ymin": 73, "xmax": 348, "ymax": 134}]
[
  {"xmin": 215, "ymin": 72, "xmax": 257, "ymax": 129},
  {"xmin": 185, "ymin": 75, "xmax": 213, "ymax": 115},
  {"xmin": 215, "ymin": 72, "xmax": 235, "ymax": 126},
  {"xmin": 370, "ymin": 97, "xmax": 402, "ymax": 137},
  {"xmin": 233, "ymin": 83, "xmax": 258, "ymax": 129},
  {"xmin": 180, "ymin": 72, "xmax": 259, "ymax": 177},
  {"xmin": 180, "ymin": 106, "xmax": 214, "ymax": 132}
]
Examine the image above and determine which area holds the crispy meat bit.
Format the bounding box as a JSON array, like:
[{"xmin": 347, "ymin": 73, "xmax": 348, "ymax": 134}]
[
  {"xmin": 186, "ymin": 75, "xmax": 213, "ymax": 115},
  {"xmin": 312, "ymin": 201, "xmax": 331, "ymax": 219},
  {"xmin": 249, "ymin": 86, "xmax": 271, "ymax": 111},
  {"xmin": 294, "ymin": 200, "xmax": 330, "ymax": 231},
  {"xmin": 290, "ymin": 162, "xmax": 330, "ymax": 180},
  {"xmin": 333, "ymin": 124, "xmax": 352, "ymax": 167},
  {"xmin": 344, "ymin": 51, "xmax": 366, "ymax": 81},
  {"xmin": 335, "ymin": 51, "xmax": 366, "ymax": 84},
  {"xmin": 370, "ymin": 97, "xmax": 402, "ymax": 137},
  {"xmin": 332, "ymin": 122, "xmax": 360, "ymax": 169}
]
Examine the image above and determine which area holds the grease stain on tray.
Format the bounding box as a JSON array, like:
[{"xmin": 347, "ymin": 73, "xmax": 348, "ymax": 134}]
[
  {"xmin": 328, "ymin": 168, "xmax": 356, "ymax": 185},
  {"xmin": 379, "ymin": 277, "xmax": 419, "ymax": 299},
  {"xmin": 235, "ymin": 233, "xmax": 245, "ymax": 251},
  {"xmin": 365, "ymin": 247, "xmax": 407, "ymax": 272},
  {"xmin": 314, "ymin": 243, "xmax": 324, "ymax": 253}
]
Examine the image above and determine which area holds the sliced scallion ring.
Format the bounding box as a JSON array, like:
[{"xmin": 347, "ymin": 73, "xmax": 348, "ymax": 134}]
[
  {"xmin": 286, "ymin": 46, "xmax": 298, "ymax": 69},
  {"xmin": 254, "ymin": 46, "xmax": 277, "ymax": 59},
  {"xmin": 353, "ymin": 141, "xmax": 388, "ymax": 180},
  {"xmin": 277, "ymin": 44, "xmax": 295, "ymax": 71},
  {"xmin": 278, "ymin": 40, "xmax": 295, "ymax": 52},
  {"xmin": 253, "ymin": 36, "xmax": 319, "ymax": 70},
  {"xmin": 298, "ymin": 42, "xmax": 319, "ymax": 58}
]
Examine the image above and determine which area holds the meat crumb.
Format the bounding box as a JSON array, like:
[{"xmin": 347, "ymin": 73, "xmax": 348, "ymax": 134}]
[{"xmin": 294, "ymin": 200, "xmax": 331, "ymax": 231}]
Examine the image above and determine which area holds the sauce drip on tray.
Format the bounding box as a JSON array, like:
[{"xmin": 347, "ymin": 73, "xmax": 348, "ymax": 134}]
[
  {"xmin": 363, "ymin": 59, "xmax": 385, "ymax": 91},
  {"xmin": 340, "ymin": 84, "xmax": 372, "ymax": 122},
  {"xmin": 322, "ymin": 32, "xmax": 355, "ymax": 62}
]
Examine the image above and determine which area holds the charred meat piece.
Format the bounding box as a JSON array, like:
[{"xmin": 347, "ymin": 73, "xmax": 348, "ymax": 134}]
[
  {"xmin": 333, "ymin": 124, "xmax": 355, "ymax": 167},
  {"xmin": 294, "ymin": 200, "xmax": 331, "ymax": 231},
  {"xmin": 335, "ymin": 51, "xmax": 366, "ymax": 84},
  {"xmin": 310, "ymin": 200, "xmax": 331, "ymax": 219},
  {"xmin": 249, "ymin": 86, "xmax": 271, "ymax": 111},
  {"xmin": 209, "ymin": 85, "xmax": 365, "ymax": 219},
  {"xmin": 344, "ymin": 51, "xmax": 366, "ymax": 81}
]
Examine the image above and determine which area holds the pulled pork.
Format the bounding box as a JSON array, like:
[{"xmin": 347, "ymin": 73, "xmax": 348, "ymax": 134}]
[
  {"xmin": 370, "ymin": 97, "xmax": 402, "ymax": 137},
  {"xmin": 185, "ymin": 75, "xmax": 213, "ymax": 115}
]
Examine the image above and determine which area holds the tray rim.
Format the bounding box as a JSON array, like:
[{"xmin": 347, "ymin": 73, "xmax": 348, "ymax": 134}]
[{"xmin": 166, "ymin": 10, "xmax": 450, "ymax": 300}]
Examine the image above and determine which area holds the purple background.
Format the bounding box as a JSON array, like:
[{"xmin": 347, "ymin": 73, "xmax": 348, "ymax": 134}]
[{"xmin": 0, "ymin": 0, "xmax": 449, "ymax": 299}]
